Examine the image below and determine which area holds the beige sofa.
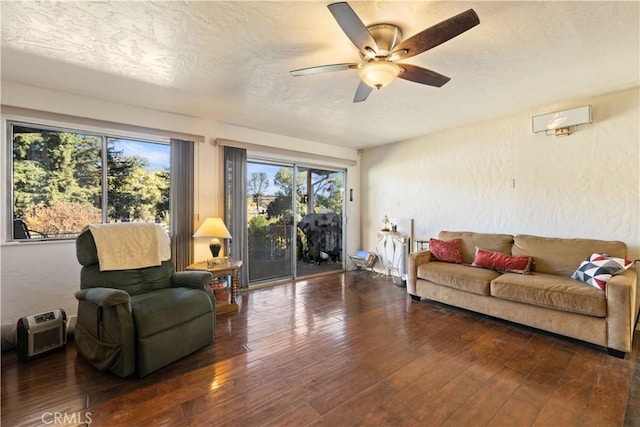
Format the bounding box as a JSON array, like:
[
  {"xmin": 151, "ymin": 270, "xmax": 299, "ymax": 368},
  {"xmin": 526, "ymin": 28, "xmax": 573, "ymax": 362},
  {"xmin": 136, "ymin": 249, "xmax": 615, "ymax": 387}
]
[{"xmin": 407, "ymin": 231, "xmax": 638, "ymax": 357}]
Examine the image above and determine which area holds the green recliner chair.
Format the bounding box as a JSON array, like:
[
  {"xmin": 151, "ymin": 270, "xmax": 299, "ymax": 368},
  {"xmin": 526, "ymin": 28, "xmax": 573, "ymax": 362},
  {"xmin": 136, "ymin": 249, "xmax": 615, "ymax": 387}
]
[{"xmin": 74, "ymin": 227, "xmax": 215, "ymax": 377}]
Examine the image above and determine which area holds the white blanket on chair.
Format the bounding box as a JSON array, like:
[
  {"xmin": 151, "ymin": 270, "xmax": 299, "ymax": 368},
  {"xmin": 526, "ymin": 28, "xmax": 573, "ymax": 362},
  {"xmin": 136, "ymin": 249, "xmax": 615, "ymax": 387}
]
[{"xmin": 89, "ymin": 223, "xmax": 171, "ymax": 271}]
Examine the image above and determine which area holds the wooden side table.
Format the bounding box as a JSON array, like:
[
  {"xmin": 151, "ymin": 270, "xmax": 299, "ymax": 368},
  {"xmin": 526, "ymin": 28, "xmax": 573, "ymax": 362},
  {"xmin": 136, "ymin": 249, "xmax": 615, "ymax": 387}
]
[{"xmin": 186, "ymin": 259, "xmax": 243, "ymax": 315}]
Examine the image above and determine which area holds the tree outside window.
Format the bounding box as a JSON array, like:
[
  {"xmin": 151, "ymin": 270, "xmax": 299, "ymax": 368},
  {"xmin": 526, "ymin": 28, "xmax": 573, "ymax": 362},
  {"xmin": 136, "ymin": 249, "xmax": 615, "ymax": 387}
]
[{"xmin": 10, "ymin": 123, "xmax": 170, "ymax": 240}]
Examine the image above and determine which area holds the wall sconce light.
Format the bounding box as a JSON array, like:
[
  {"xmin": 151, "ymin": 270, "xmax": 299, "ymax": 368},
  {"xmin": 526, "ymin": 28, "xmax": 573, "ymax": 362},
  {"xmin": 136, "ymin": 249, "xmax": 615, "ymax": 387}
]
[{"xmin": 532, "ymin": 105, "xmax": 592, "ymax": 136}]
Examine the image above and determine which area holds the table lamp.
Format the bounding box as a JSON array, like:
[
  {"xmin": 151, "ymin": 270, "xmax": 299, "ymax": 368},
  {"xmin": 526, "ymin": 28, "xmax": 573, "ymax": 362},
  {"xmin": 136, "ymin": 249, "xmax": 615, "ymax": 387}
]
[{"xmin": 193, "ymin": 217, "xmax": 232, "ymax": 259}]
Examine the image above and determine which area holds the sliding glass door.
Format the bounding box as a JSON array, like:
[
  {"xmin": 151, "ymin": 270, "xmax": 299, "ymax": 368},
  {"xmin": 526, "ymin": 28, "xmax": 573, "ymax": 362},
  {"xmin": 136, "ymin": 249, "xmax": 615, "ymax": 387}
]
[
  {"xmin": 295, "ymin": 167, "xmax": 344, "ymax": 277},
  {"xmin": 247, "ymin": 161, "xmax": 293, "ymax": 283},
  {"xmin": 246, "ymin": 160, "xmax": 345, "ymax": 285}
]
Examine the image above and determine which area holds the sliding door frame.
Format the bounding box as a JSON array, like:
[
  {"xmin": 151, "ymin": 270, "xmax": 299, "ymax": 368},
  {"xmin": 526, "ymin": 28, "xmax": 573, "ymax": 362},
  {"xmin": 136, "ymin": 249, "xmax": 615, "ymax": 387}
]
[{"xmin": 246, "ymin": 155, "xmax": 347, "ymax": 285}]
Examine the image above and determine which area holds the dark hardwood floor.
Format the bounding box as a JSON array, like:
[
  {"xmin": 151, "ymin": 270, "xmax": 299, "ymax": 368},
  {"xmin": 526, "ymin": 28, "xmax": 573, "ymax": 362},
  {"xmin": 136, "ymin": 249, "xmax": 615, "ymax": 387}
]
[{"xmin": 2, "ymin": 271, "xmax": 639, "ymax": 426}]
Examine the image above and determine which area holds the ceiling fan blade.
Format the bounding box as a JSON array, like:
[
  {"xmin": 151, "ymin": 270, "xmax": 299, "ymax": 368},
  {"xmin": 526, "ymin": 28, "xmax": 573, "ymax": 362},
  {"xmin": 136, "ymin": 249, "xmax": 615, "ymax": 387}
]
[
  {"xmin": 397, "ymin": 64, "xmax": 450, "ymax": 87},
  {"xmin": 290, "ymin": 63, "xmax": 358, "ymax": 76},
  {"xmin": 391, "ymin": 9, "xmax": 479, "ymax": 60},
  {"xmin": 353, "ymin": 80, "xmax": 373, "ymax": 103},
  {"xmin": 328, "ymin": 2, "xmax": 378, "ymax": 56}
]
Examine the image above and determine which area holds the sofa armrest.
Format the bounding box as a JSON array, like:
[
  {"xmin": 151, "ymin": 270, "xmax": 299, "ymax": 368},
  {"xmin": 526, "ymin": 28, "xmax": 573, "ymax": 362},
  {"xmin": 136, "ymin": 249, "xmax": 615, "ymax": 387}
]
[
  {"xmin": 75, "ymin": 288, "xmax": 130, "ymax": 307},
  {"xmin": 605, "ymin": 268, "xmax": 638, "ymax": 353},
  {"xmin": 407, "ymin": 251, "xmax": 432, "ymax": 296},
  {"xmin": 171, "ymin": 271, "xmax": 213, "ymax": 289},
  {"xmin": 171, "ymin": 271, "xmax": 216, "ymax": 307},
  {"xmin": 74, "ymin": 288, "xmax": 135, "ymax": 377}
]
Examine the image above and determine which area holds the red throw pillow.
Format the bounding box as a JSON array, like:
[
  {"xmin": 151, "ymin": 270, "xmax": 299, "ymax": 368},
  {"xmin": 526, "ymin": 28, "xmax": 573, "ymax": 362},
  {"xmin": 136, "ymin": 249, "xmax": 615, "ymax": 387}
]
[
  {"xmin": 472, "ymin": 248, "xmax": 533, "ymax": 274},
  {"xmin": 429, "ymin": 238, "xmax": 463, "ymax": 264}
]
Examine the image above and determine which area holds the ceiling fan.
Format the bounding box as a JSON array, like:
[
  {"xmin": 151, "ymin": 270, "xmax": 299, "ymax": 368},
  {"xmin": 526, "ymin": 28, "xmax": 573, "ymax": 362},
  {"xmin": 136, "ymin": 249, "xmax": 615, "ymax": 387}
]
[{"xmin": 290, "ymin": 2, "xmax": 480, "ymax": 103}]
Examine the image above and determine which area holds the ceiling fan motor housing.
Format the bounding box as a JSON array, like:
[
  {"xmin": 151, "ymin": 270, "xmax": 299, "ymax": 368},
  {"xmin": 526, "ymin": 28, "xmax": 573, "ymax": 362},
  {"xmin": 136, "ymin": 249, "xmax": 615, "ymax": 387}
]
[{"xmin": 365, "ymin": 24, "xmax": 402, "ymax": 56}]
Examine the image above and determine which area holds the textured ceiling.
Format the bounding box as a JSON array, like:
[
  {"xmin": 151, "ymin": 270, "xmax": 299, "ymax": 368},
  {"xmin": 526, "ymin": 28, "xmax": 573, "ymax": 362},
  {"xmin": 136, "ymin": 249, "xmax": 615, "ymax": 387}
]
[{"xmin": 1, "ymin": 1, "xmax": 639, "ymax": 149}]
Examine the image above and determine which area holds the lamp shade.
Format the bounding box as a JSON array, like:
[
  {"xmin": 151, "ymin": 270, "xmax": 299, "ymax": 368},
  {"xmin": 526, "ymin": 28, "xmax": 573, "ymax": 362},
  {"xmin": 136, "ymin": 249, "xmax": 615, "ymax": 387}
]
[
  {"xmin": 358, "ymin": 61, "xmax": 401, "ymax": 89},
  {"xmin": 193, "ymin": 218, "xmax": 232, "ymax": 258},
  {"xmin": 193, "ymin": 218, "xmax": 232, "ymax": 239}
]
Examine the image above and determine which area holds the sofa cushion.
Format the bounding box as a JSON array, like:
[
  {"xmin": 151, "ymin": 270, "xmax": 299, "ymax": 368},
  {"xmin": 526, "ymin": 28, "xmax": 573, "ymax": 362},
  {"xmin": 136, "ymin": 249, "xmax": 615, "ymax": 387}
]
[
  {"xmin": 429, "ymin": 238, "xmax": 463, "ymax": 263},
  {"xmin": 417, "ymin": 262, "xmax": 500, "ymax": 296},
  {"xmin": 512, "ymin": 234, "xmax": 626, "ymax": 277},
  {"xmin": 439, "ymin": 231, "xmax": 514, "ymax": 265},
  {"xmin": 571, "ymin": 253, "xmax": 634, "ymax": 291},
  {"xmin": 490, "ymin": 272, "xmax": 606, "ymax": 317},
  {"xmin": 131, "ymin": 287, "xmax": 213, "ymax": 338},
  {"xmin": 472, "ymin": 248, "xmax": 534, "ymax": 274}
]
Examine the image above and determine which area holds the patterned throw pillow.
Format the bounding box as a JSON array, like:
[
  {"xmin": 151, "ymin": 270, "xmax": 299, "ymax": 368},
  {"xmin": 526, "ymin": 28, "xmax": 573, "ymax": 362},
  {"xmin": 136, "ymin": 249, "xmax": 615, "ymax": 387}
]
[
  {"xmin": 571, "ymin": 253, "xmax": 633, "ymax": 291},
  {"xmin": 429, "ymin": 238, "xmax": 463, "ymax": 264},
  {"xmin": 472, "ymin": 248, "xmax": 533, "ymax": 274}
]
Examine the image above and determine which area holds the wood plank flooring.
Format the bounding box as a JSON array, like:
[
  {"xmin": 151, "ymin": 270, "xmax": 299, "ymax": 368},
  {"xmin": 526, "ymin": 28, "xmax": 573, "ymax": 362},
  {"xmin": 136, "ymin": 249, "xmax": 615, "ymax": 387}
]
[{"xmin": 2, "ymin": 271, "xmax": 639, "ymax": 426}]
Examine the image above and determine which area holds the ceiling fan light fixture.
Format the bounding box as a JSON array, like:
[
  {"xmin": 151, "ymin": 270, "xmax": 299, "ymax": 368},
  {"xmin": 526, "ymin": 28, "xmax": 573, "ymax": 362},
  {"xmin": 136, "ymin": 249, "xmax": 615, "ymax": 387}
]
[{"xmin": 358, "ymin": 61, "xmax": 401, "ymax": 89}]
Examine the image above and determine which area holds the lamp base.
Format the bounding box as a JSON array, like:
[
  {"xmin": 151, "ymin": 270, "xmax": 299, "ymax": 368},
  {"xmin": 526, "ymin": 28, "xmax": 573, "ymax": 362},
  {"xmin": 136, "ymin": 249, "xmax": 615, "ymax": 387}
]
[{"xmin": 209, "ymin": 238, "xmax": 222, "ymax": 258}]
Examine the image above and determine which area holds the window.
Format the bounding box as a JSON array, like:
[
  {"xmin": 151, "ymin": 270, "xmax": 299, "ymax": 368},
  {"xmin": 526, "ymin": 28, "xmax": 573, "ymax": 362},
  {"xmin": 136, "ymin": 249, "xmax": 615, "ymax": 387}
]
[{"xmin": 9, "ymin": 121, "xmax": 170, "ymax": 241}]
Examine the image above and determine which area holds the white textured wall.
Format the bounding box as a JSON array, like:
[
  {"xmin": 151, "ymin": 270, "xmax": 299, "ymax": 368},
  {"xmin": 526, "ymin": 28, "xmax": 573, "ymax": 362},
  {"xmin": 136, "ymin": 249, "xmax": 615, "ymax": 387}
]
[
  {"xmin": 361, "ymin": 87, "xmax": 640, "ymax": 261},
  {"xmin": 0, "ymin": 82, "xmax": 360, "ymax": 325}
]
